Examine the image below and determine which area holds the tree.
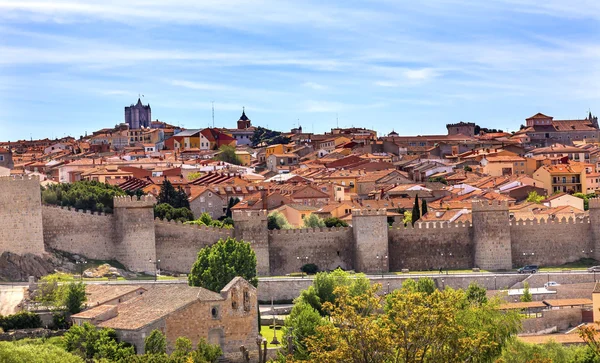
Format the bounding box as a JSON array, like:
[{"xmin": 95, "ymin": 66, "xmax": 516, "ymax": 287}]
[
  {"xmin": 268, "ymin": 211, "xmax": 292, "ymax": 230},
  {"xmin": 187, "ymin": 171, "xmax": 203, "ymax": 181},
  {"xmin": 465, "ymin": 282, "xmax": 488, "ymax": 305},
  {"xmin": 157, "ymin": 180, "xmax": 189, "ymax": 209},
  {"xmin": 526, "ymin": 191, "xmax": 545, "ymax": 204},
  {"xmin": 464, "ymin": 165, "xmax": 473, "ymax": 172},
  {"xmin": 215, "ymin": 145, "xmax": 242, "ymax": 165},
  {"xmin": 428, "ymin": 176, "xmax": 448, "ymax": 185},
  {"xmin": 411, "ymin": 194, "xmax": 420, "ymax": 225},
  {"xmin": 282, "ymin": 301, "xmax": 328, "ymax": 360},
  {"xmin": 185, "ymin": 212, "xmax": 233, "ymax": 229},
  {"xmin": 323, "ymin": 217, "xmax": 349, "ymax": 228},
  {"xmin": 145, "ymin": 329, "xmax": 167, "ymax": 355},
  {"xmin": 171, "ymin": 337, "xmax": 193, "ymax": 360},
  {"xmin": 402, "ymin": 211, "xmax": 412, "ymax": 226},
  {"xmin": 302, "ymin": 214, "xmax": 325, "ymax": 228},
  {"xmin": 521, "ymin": 282, "xmax": 533, "ymax": 302},
  {"xmin": 41, "ymin": 180, "xmax": 126, "ymax": 213},
  {"xmin": 63, "ymin": 282, "xmax": 87, "ymax": 314},
  {"xmin": 225, "ymin": 197, "xmax": 240, "ymax": 218},
  {"xmin": 154, "ymin": 203, "xmax": 194, "ymax": 222},
  {"xmin": 188, "ymin": 237, "xmax": 258, "ymax": 292},
  {"xmin": 421, "ymin": 199, "xmax": 428, "ymax": 216},
  {"xmin": 0, "ymin": 341, "xmax": 84, "ymax": 363},
  {"xmin": 63, "ymin": 323, "xmax": 134, "ymax": 361}
]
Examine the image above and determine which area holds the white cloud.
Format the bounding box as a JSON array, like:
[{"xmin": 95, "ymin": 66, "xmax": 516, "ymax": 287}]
[{"xmin": 303, "ymin": 82, "xmax": 327, "ymax": 90}]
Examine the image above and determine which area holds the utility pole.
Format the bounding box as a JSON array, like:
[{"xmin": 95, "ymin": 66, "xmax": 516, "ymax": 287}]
[{"xmin": 212, "ymin": 101, "xmax": 215, "ymax": 127}]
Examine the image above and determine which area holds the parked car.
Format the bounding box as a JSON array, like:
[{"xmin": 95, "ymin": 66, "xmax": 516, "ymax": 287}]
[
  {"xmin": 544, "ymin": 281, "xmax": 560, "ymax": 288},
  {"xmin": 588, "ymin": 266, "xmax": 600, "ymax": 272},
  {"xmin": 517, "ymin": 265, "xmax": 539, "ymax": 274}
]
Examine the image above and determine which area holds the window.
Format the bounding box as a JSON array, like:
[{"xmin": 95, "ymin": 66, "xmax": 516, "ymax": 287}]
[
  {"xmin": 200, "ymin": 197, "xmax": 205, "ymax": 203},
  {"xmin": 520, "ymin": 162, "xmax": 524, "ymax": 166},
  {"xmin": 208, "ymin": 192, "xmax": 213, "ymax": 197},
  {"xmin": 211, "ymin": 306, "xmax": 219, "ymax": 319},
  {"xmin": 243, "ymin": 289, "xmax": 251, "ymax": 312},
  {"xmin": 0, "ymin": 155, "xmax": 4, "ymax": 161},
  {"xmin": 562, "ymin": 177, "xmax": 567, "ymax": 184},
  {"xmin": 208, "ymin": 202, "xmax": 213, "ymax": 207}
]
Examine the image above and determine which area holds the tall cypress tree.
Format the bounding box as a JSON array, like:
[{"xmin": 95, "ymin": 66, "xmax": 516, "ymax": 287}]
[
  {"xmin": 412, "ymin": 194, "xmax": 420, "ymax": 225},
  {"xmin": 421, "ymin": 199, "xmax": 428, "ymax": 216}
]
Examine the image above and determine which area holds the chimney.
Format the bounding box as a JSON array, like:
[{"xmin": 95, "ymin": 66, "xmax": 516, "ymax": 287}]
[{"xmin": 184, "ymin": 184, "xmax": 191, "ymax": 196}]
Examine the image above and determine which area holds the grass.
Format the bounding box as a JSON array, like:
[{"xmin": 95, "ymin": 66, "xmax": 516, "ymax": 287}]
[
  {"xmin": 537, "ymin": 258, "xmax": 599, "ymax": 272},
  {"xmin": 260, "ymin": 325, "xmax": 284, "ymax": 348},
  {"xmin": 394, "ymin": 269, "xmax": 489, "ymax": 275}
]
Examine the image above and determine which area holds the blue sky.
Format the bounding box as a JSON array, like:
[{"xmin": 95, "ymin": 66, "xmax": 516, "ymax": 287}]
[{"xmin": 1, "ymin": 1, "xmax": 599, "ymax": 141}]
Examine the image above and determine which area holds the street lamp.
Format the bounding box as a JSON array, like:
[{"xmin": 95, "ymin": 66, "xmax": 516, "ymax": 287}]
[
  {"xmin": 494, "ymin": 275, "xmax": 497, "ymax": 290},
  {"xmin": 270, "ymin": 296, "xmax": 280, "ymax": 345},
  {"xmin": 149, "ymin": 258, "xmax": 161, "ymax": 282},
  {"xmin": 75, "ymin": 260, "xmax": 87, "ymax": 280},
  {"xmin": 296, "ymin": 256, "xmax": 308, "ymax": 278},
  {"xmin": 376, "ymin": 254, "xmax": 388, "ymax": 278}
]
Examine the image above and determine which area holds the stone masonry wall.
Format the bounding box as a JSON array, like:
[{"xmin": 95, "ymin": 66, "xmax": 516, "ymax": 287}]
[
  {"xmin": 0, "ymin": 176, "xmax": 45, "ymax": 256},
  {"xmin": 472, "ymin": 200, "xmax": 513, "ymax": 270},
  {"xmin": 268, "ymin": 227, "xmax": 354, "ymax": 276},
  {"xmin": 511, "ymin": 217, "xmax": 593, "ymax": 268},
  {"xmin": 42, "ymin": 205, "xmax": 116, "ymax": 260},
  {"xmin": 388, "ymin": 221, "xmax": 473, "ymax": 271},
  {"xmin": 353, "ymin": 209, "xmax": 389, "ymax": 273},
  {"xmin": 155, "ymin": 220, "xmax": 233, "ymax": 273},
  {"xmin": 233, "ymin": 211, "xmax": 270, "ymax": 276}
]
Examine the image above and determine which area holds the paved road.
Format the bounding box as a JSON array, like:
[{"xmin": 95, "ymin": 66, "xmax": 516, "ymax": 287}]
[{"xmin": 0, "ymin": 286, "xmax": 25, "ymax": 315}]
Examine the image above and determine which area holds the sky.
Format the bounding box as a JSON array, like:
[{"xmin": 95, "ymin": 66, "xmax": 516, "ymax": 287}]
[{"xmin": 1, "ymin": 0, "xmax": 599, "ymax": 141}]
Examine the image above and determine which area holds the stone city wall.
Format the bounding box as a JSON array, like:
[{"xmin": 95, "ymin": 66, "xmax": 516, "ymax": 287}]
[
  {"xmin": 510, "ymin": 217, "xmax": 593, "ymax": 267},
  {"xmin": 268, "ymin": 227, "xmax": 354, "ymax": 276},
  {"xmin": 388, "ymin": 221, "xmax": 473, "ymax": 271},
  {"xmin": 0, "ymin": 176, "xmax": 45, "ymax": 256},
  {"xmin": 155, "ymin": 220, "xmax": 233, "ymax": 273},
  {"xmin": 42, "ymin": 205, "xmax": 116, "ymax": 260}
]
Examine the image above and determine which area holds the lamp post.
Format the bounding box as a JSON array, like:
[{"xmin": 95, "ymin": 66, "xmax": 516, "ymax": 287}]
[
  {"xmin": 149, "ymin": 258, "xmax": 161, "ymax": 282},
  {"xmin": 270, "ymin": 296, "xmax": 280, "ymax": 345},
  {"xmin": 494, "ymin": 275, "xmax": 497, "ymax": 290},
  {"xmin": 75, "ymin": 260, "xmax": 87, "ymax": 281},
  {"xmin": 376, "ymin": 254, "xmax": 388, "ymax": 278},
  {"xmin": 296, "ymin": 256, "xmax": 308, "ymax": 278}
]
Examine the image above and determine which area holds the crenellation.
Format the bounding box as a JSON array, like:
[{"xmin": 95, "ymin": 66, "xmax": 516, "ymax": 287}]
[{"xmin": 113, "ymin": 195, "xmax": 156, "ymax": 208}]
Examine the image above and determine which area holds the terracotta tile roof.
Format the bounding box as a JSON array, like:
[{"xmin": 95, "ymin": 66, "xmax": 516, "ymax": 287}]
[
  {"xmin": 518, "ymin": 334, "xmax": 584, "ymax": 345},
  {"xmin": 498, "ymin": 301, "xmax": 546, "ymax": 310},
  {"xmin": 73, "ymin": 304, "xmax": 116, "ymax": 319},
  {"xmin": 85, "ymin": 285, "xmax": 147, "ymax": 307},
  {"xmin": 97, "ymin": 285, "xmax": 222, "ymax": 331},
  {"xmin": 543, "ymin": 298, "xmax": 592, "ymax": 307}
]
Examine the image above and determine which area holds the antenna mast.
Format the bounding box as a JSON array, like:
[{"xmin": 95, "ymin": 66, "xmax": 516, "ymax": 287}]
[{"xmin": 212, "ymin": 101, "xmax": 215, "ymax": 128}]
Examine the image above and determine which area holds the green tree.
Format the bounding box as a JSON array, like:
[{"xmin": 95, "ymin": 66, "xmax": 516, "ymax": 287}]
[
  {"xmin": 225, "ymin": 197, "xmax": 240, "ymax": 218},
  {"xmin": 526, "ymin": 191, "xmax": 545, "ymax": 204},
  {"xmin": 188, "ymin": 237, "xmax": 258, "ymax": 292},
  {"xmin": 421, "ymin": 199, "xmax": 428, "ymax": 216},
  {"xmin": 63, "ymin": 323, "xmax": 134, "ymax": 361},
  {"xmin": 411, "ymin": 194, "xmax": 420, "ymax": 225},
  {"xmin": 323, "ymin": 217, "xmax": 349, "ymax": 228},
  {"xmin": 464, "ymin": 165, "xmax": 473, "ymax": 172},
  {"xmin": 267, "ymin": 211, "xmax": 292, "ymax": 230},
  {"xmin": 144, "ymin": 329, "xmax": 167, "ymax": 355},
  {"xmin": 154, "ymin": 203, "xmax": 194, "ymax": 222},
  {"xmin": 41, "ymin": 180, "xmax": 126, "ymax": 213},
  {"xmin": 416, "ymin": 277, "xmax": 436, "ymax": 294},
  {"xmin": 302, "ymin": 214, "xmax": 325, "ymax": 228},
  {"xmin": 0, "ymin": 341, "xmax": 83, "ymax": 363},
  {"xmin": 215, "ymin": 145, "xmax": 242, "ymax": 165},
  {"xmin": 187, "ymin": 171, "xmax": 203, "ymax": 181},
  {"xmin": 191, "ymin": 338, "xmax": 223, "ymax": 363},
  {"xmin": 63, "ymin": 282, "xmax": 87, "ymax": 314},
  {"xmin": 465, "ymin": 282, "xmax": 488, "ymax": 305},
  {"xmin": 402, "ymin": 211, "xmax": 412, "ymax": 226},
  {"xmin": 157, "ymin": 180, "xmax": 190, "ymax": 209},
  {"xmin": 171, "ymin": 337, "xmax": 193, "ymax": 360},
  {"xmin": 521, "ymin": 282, "xmax": 533, "ymax": 302},
  {"xmin": 428, "ymin": 176, "xmax": 448, "ymax": 185},
  {"xmin": 282, "ymin": 301, "xmax": 328, "ymax": 360}
]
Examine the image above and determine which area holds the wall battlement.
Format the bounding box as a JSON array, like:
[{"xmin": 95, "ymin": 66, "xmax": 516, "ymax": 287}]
[
  {"xmin": 510, "ymin": 217, "xmax": 589, "ymax": 226},
  {"xmin": 391, "ymin": 221, "xmax": 472, "ymax": 230},
  {"xmin": 268, "ymin": 226, "xmax": 352, "ymax": 235},
  {"xmin": 589, "ymin": 198, "xmax": 600, "ymax": 209},
  {"xmin": 232, "ymin": 210, "xmax": 267, "ymax": 221},
  {"xmin": 352, "ymin": 208, "xmax": 387, "ymax": 216},
  {"xmin": 471, "ymin": 199, "xmax": 510, "ymax": 212},
  {"xmin": 42, "ymin": 204, "xmax": 111, "ymax": 217},
  {"xmin": 0, "ymin": 175, "xmax": 39, "ymax": 183},
  {"xmin": 114, "ymin": 195, "xmax": 156, "ymax": 208},
  {"xmin": 154, "ymin": 219, "xmax": 234, "ymax": 235}
]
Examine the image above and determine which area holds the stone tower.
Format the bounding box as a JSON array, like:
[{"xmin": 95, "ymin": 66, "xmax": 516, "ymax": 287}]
[
  {"xmin": 113, "ymin": 195, "xmax": 157, "ymax": 273},
  {"xmin": 0, "ymin": 176, "xmax": 45, "ymax": 256},
  {"xmin": 237, "ymin": 108, "xmax": 251, "ymax": 129},
  {"xmin": 125, "ymin": 98, "xmax": 151, "ymax": 129},
  {"xmin": 472, "ymin": 200, "xmax": 512, "ymax": 270},
  {"xmin": 590, "ymin": 198, "xmax": 600, "ymax": 261},
  {"xmin": 232, "ymin": 210, "xmax": 270, "ymax": 276},
  {"xmin": 352, "ymin": 209, "xmax": 389, "ymax": 273}
]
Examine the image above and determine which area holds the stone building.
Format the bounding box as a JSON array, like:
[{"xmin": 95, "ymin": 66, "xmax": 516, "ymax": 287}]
[
  {"xmin": 125, "ymin": 98, "xmax": 151, "ymax": 129},
  {"xmin": 72, "ymin": 277, "xmax": 258, "ymax": 357},
  {"xmin": 516, "ymin": 112, "xmax": 600, "ymax": 146},
  {"xmin": 446, "ymin": 121, "xmax": 476, "ymax": 137},
  {"xmin": 0, "ymin": 148, "xmax": 14, "ymax": 170}
]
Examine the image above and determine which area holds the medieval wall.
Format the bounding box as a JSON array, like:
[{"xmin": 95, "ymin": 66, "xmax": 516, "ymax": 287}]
[
  {"xmin": 42, "ymin": 205, "xmax": 116, "ymax": 260},
  {"xmin": 388, "ymin": 221, "xmax": 473, "ymax": 271},
  {"xmin": 155, "ymin": 220, "xmax": 233, "ymax": 273},
  {"xmin": 510, "ymin": 217, "xmax": 593, "ymax": 267},
  {"xmin": 232, "ymin": 211, "xmax": 270, "ymax": 276},
  {"xmin": 268, "ymin": 227, "xmax": 354, "ymax": 276},
  {"xmin": 0, "ymin": 176, "xmax": 45, "ymax": 256}
]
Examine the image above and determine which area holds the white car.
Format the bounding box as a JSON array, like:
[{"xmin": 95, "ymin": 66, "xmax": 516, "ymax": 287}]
[{"xmin": 544, "ymin": 281, "xmax": 560, "ymax": 288}]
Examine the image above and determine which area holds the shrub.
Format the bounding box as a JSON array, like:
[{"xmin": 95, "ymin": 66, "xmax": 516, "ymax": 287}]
[
  {"xmin": 0, "ymin": 311, "xmax": 42, "ymax": 331},
  {"xmin": 301, "ymin": 263, "xmax": 319, "ymax": 275}
]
